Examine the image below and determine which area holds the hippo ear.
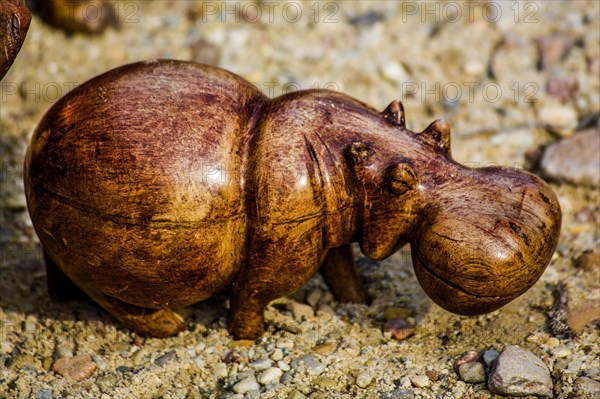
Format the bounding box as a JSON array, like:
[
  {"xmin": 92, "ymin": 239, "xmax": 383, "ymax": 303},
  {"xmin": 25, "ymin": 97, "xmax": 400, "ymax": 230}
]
[
  {"xmin": 386, "ymin": 163, "xmax": 418, "ymax": 195},
  {"xmin": 421, "ymin": 119, "xmax": 451, "ymax": 154},
  {"xmin": 380, "ymin": 100, "xmax": 406, "ymax": 127}
]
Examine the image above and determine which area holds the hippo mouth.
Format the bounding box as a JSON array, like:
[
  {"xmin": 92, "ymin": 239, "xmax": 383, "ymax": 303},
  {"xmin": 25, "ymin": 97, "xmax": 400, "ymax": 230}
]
[{"xmin": 413, "ymin": 250, "xmax": 503, "ymax": 300}]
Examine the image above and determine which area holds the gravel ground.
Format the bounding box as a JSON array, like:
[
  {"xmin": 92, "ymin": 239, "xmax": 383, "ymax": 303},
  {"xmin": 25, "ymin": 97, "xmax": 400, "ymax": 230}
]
[{"xmin": 1, "ymin": 1, "xmax": 599, "ymax": 398}]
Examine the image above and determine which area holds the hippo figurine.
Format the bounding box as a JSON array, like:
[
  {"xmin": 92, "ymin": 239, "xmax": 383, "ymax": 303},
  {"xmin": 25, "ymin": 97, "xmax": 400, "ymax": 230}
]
[{"xmin": 24, "ymin": 60, "xmax": 561, "ymax": 339}]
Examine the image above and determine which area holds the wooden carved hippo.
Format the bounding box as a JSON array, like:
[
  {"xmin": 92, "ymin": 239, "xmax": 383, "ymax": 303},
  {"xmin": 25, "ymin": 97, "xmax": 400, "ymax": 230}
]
[{"xmin": 24, "ymin": 60, "xmax": 561, "ymax": 339}]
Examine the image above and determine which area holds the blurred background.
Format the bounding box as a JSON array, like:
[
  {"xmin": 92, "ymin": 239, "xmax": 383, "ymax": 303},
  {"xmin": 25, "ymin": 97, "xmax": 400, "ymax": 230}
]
[{"xmin": 1, "ymin": 1, "xmax": 598, "ymax": 398}]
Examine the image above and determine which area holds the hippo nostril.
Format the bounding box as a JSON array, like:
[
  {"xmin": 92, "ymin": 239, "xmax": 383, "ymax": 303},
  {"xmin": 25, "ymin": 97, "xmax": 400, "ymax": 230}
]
[
  {"xmin": 508, "ymin": 221, "xmax": 530, "ymax": 245},
  {"xmin": 538, "ymin": 191, "xmax": 551, "ymax": 204}
]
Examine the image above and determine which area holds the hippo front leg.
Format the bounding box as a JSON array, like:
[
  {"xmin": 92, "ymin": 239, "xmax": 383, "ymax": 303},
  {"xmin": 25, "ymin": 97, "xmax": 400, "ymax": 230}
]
[
  {"xmin": 228, "ymin": 220, "xmax": 326, "ymax": 339},
  {"xmin": 319, "ymin": 245, "xmax": 370, "ymax": 304}
]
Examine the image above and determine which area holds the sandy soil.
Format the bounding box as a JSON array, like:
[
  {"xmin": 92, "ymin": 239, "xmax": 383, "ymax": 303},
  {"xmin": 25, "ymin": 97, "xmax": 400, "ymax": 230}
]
[{"xmin": 1, "ymin": 1, "xmax": 598, "ymax": 398}]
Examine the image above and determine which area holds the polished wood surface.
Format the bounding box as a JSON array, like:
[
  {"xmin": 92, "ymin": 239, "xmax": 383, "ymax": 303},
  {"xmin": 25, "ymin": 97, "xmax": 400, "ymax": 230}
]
[
  {"xmin": 25, "ymin": 60, "xmax": 561, "ymax": 339},
  {"xmin": 0, "ymin": 0, "xmax": 30, "ymax": 79}
]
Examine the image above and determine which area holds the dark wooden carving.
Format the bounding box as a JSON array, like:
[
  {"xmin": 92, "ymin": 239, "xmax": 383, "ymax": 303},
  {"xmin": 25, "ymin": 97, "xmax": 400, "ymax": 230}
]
[{"xmin": 24, "ymin": 60, "xmax": 562, "ymax": 339}]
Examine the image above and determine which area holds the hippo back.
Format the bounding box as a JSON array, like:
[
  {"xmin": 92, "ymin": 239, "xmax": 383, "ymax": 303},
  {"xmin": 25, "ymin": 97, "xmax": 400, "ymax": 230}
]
[{"xmin": 25, "ymin": 60, "xmax": 266, "ymax": 308}]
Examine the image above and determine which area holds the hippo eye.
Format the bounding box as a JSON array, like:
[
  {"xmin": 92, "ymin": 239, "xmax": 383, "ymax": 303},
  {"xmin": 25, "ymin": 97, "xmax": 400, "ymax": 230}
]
[{"xmin": 387, "ymin": 163, "xmax": 418, "ymax": 195}]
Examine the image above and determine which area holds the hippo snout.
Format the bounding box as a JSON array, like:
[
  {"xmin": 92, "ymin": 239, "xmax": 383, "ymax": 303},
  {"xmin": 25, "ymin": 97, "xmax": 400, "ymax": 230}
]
[{"xmin": 411, "ymin": 167, "xmax": 561, "ymax": 315}]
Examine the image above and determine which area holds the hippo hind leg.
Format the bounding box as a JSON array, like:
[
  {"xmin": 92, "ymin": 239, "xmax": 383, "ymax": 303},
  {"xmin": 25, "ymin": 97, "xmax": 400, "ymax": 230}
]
[
  {"xmin": 44, "ymin": 249, "xmax": 184, "ymax": 337},
  {"xmin": 44, "ymin": 249, "xmax": 88, "ymax": 301},
  {"xmin": 86, "ymin": 291, "xmax": 186, "ymax": 338}
]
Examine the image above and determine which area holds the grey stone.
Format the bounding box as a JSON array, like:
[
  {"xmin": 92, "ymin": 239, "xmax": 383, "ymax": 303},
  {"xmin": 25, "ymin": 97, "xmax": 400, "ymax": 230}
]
[
  {"xmin": 356, "ymin": 373, "xmax": 373, "ymax": 388},
  {"xmin": 541, "ymin": 129, "xmax": 600, "ymax": 187},
  {"xmin": 482, "ymin": 349, "xmax": 499, "ymax": 368},
  {"xmin": 154, "ymin": 350, "xmax": 176, "ymax": 366},
  {"xmin": 280, "ymin": 370, "xmax": 295, "ymax": 384},
  {"xmin": 249, "ymin": 358, "xmax": 272, "ymax": 371},
  {"xmin": 232, "ymin": 376, "xmax": 260, "ymax": 394},
  {"xmin": 573, "ymin": 377, "xmax": 600, "ymax": 396},
  {"xmin": 379, "ymin": 389, "xmax": 414, "ymax": 399},
  {"xmin": 287, "ymin": 389, "xmax": 306, "ymax": 399},
  {"xmin": 410, "ymin": 375, "xmax": 430, "ymax": 388},
  {"xmin": 96, "ymin": 374, "xmax": 117, "ymax": 392},
  {"xmin": 212, "ymin": 362, "xmax": 228, "ymax": 378},
  {"xmin": 458, "ymin": 362, "xmax": 486, "ymax": 383},
  {"xmin": 289, "ymin": 301, "xmax": 314, "ymax": 321},
  {"xmin": 290, "ymin": 354, "xmax": 325, "ymax": 375},
  {"xmin": 53, "ymin": 346, "xmax": 73, "ymax": 360},
  {"xmin": 258, "ymin": 367, "xmax": 283, "ymax": 385},
  {"xmin": 36, "ymin": 389, "xmax": 53, "ymax": 399},
  {"xmin": 488, "ymin": 345, "xmax": 553, "ymax": 397}
]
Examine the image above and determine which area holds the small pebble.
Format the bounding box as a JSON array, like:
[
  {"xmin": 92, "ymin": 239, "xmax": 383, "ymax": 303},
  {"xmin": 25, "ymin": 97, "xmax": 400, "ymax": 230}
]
[
  {"xmin": 538, "ymin": 103, "xmax": 578, "ymax": 136},
  {"xmin": 458, "ymin": 362, "xmax": 486, "ymax": 383},
  {"xmin": 154, "ymin": 350, "xmax": 176, "ymax": 366},
  {"xmin": 411, "ymin": 375, "xmax": 430, "ymax": 388},
  {"xmin": 348, "ymin": 10, "xmax": 384, "ymax": 26},
  {"xmin": 212, "ymin": 362, "xmax": 228, "ymax": 378},
  {"xmin": 277, "ymin": 360, "xmax": 290, "ymax": 371},
  {"xmin": 276, "ymin": 340, "xmax": 295, "ymax": 350},
  {"xmin": 541, "ymin": 129, "xmax": 600, "ymax": 187},
  {"xmin": 42, "ymin": 357, "xmax": 53, "ymax": 372},
  {"xmin": 312, "ymin": 376, "xmax": 338, "ymax": 388},
  {"xmin": 36, "ymin": 389, "xmax": 53, "ymax": 399},
  {"xmin": 91, "ymin": 355, "xmax": 107, "ymax": 371},
  {"xmin": 545, "ymin": 337, "xmax": 560, "ymax": 348},
  {"xmin": 481, "ymin": 350, "xmax": 499, "ymax": 369},
  {"xmin": 546, "ymin": 76, "xmax": 578, "ymax": 102},
  {"xmin": 249, "ymin": 358, "xmax": 272, "ymax": 371},
  {"xmin": 291, "ymin": 354, "xmax": 325, "ymax": 375},
  {"xmin": 53, "ymin": 346, "xmax": 73, "ymax": 360},
  {"xmin": 384, "ymin": 318, "xmax": 415, "ymax": 341},
  {"xmin": 425, "ymin": 370, "xmax": 439, "ymax": 381},
  {"xmin": 0, "ymin": 341, "xmax": 13, "ymax": 355},
  {"xmin": 287, "ymin": 389, "xmax": 306, "ymax": 399},
  {"xmin": 306, "ymin": 288, "xmax": 323, "ymax": 307},
  {"xmin": 463, "ymin": 60, "xmax": 485, "ymax": 77},
  {"xmin": 289, "ymin": 301, "xmax": 314, "ymax": 321},
  {"xmin": 379, "ymin": 389, "xmax": 414, "ymax": 399},
  {"xmin": 52, "ymin": 355, "xmax": 96, "ymax": 381},
  {"xmin": 568, "ymin": 302, "xmax": 600, "ymax": 334},
  {"xmin": 356, "ymin": 373, "xmax": 373, "ymax": 388},
  {"xmin": 551, "ymin": 346, "xmax": 572, "ymax": 358},
  {"xmin": 271, "ymin": 348, "xmax": 284, "ymax": 361},
  {"xmin": 488, "ymin": 345, "xmax": 553, "ymax": 397},
  {"xmin": 116, "ymin": 365, "xmax": 133, "ymax": 373},
  {"xmin": 382, "ymin": 62, "xmax": 408, "ymax": 83},
  {"xmin": 537, "ymin": 33, "xmax": 574, "ymax": 70},
  {"xmin": 189, "ymin": 39, "xmax": 220, "ymax": 66},
  {"xmin": 313, "ymin": 342, "xmax": 336, "ymax": 355},
  {"xmin": 232, "ymin": 376, "xmax": 260, "ymax": 394},
  {"xmin": 575, "ymin": 251, "xmax": 600, "ymax": 271},
  {"xmin": 453, "ymin": 351, "xmax": 482, "ymax": 373},
  {"xmin": 96, "ymin": 374, "xmax": 117, "ymax": 392},
  {"xmin": 258, "ymin": 367, "xmax": 283, "ymax": 385},
  {"xmin": 131, "ymin": 348, "xmax": 150, "ymax": 366},
  {"xmin": 573, "ymin": 376, "xmax": 600, "ymax": 396}
]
